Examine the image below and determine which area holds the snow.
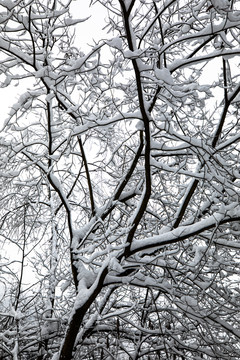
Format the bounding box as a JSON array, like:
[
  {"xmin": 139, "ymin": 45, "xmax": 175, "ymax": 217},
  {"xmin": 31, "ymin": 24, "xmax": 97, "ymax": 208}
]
[
  {"xmin": 71, "ymin": 217, "xmax": 98, "ymax": 249},
  {"xmin": 228, "ymin": 11, "xmax": 240, "ymax": 22},
  {"xmin": 135, "ymin": 120, "xmax": 144, "ymax": 130},
  {"xmin": 188, "ymin": 244, "xmax": 207, "ymax": 267},
  {"xmin": 158, "ymin": 225, "xmax": 172, "ymax": 234},
  {"xmin": 131, "ymin": 207, "xmax": 240, "ymax": 253},
  {"xmin": 1, "ymin": 1, "xmax": 240, "ymax": 357},
  {"xmin": 108, "ymin": 257, "xmax": 124, "ymax": 273},
  {"xmin": 49, "ymin": 174, "xmax": 61, "ymax": 189},
  {"xmin": 34, "ymin": 68, "xmax": 47, "ymax": 78},
  {"xmin": 123, "ymin": 0, "xmax": 134, "ymax": 11},
  {"xmin": 155, "ymin": 67, "xmax": 175, "ymax": 85},
  {"xmin": 6, "ymin": 89, "xmax": 44, "ymax": 119},
  {"xmin": 11, "ymin": 341, "xmax": 18, "ymax": 360},
  {"xmin": 0, "ymin": 37, "xmax": 32, "ymax": 65},
  {"xmin": 211, "ymin": 0, "xmax": 230, "ymax": 11},
  {"xmin": 72, "ymin": 110, "xmax": 142, "ymax": 136},
  {"xmin": 76, "ymin": 262, "xmax": 96, "ymax": 289},
  {"xmin": 64, "ymin": 17, "xmax": 90, "ymax": 26},
  {"xmin": 72, "ymin": 287, "xmax": 90, "ymax": 312},
  {"xmin": 209, "ymin": 315, "xmax": 240, "ymax": 338},
  {"xmin": 60, "ymin": 280, "xmax": 71, "ymax": 293},
  {"xmin": 106, "ymin": 37, "xmax": 122, "ymax": 50},
  {"xmin": 182, "ymin": 295, "xmax": 198, "ymax": 307},
  {"xmin": 124, "ymin": 49, "xmax": 142, "ymax": 59},
  {"xmin": 41, "ymin": 320, "xmax": 59, "ymax": 339},
  {"xmin": 181, "ymin": 24, "xmax": 191, "ymax": 34},
  {"xmin": 0, "ymin": 282, "xmax": 5, "ymax": 301},
  {"xmin": 0, "ymin": 0, "xmax": 15, "ymax": 10},
  {"xmin": 9, "ymin": 306, "xmax": 22, "ymax": 321},
  {"xmin": 150, "ymin": 157, "xmax": 211, "ymax": 181}
]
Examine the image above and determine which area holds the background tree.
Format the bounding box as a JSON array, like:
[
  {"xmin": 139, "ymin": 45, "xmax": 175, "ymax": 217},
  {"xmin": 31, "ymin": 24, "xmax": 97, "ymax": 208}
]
[{"xmin": 1, "ymin": 0, "xmax": 240, "ymax": 359}]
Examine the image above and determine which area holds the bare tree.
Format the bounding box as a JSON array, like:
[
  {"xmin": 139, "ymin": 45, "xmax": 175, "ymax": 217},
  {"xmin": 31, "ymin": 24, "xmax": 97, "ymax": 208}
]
[{"xmin": 1, "ymin": 0, "xmax": 240, "ymax": 359}]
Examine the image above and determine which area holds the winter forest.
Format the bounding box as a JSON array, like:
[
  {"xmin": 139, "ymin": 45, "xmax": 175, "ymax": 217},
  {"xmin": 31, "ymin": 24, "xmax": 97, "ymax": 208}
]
[{"xmin": 1, "ymin": 0, "xmax": 240, "ymax": 359}]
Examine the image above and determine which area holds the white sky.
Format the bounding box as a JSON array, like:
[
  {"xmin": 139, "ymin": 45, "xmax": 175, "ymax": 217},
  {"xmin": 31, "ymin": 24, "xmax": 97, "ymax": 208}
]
[{"xmin": 70, "ymin": 1, "xmax": 108, "ymax": 46}]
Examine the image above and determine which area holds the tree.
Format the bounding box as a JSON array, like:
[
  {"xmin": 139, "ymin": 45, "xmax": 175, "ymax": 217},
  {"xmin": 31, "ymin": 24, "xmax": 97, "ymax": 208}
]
[{"xmin": 1, "ymin": 0, "xmax": 240, "ymax": 358}]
